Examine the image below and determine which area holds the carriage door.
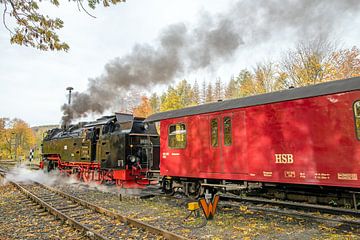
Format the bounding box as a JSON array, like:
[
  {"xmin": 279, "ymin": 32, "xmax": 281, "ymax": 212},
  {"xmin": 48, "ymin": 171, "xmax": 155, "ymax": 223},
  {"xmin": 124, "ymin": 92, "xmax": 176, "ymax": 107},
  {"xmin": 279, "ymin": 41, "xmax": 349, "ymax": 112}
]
[
  {"xmin": 224, "ymin": 111, "xmax": 247, "ymax": 174},
  {"xmin": 201, "ymin": 114, "xmax": 235, "ymax": 173},
  {"xmin": 221, "ymin": 114, "xmax": 234, "ymax": 173},
  {"xmin": 199, "ymin": 116, "xmax": 221, "ymax": 173},
  {"xmin": 206, "ymin": 117, "xmax": 224, "ymax": 173}
]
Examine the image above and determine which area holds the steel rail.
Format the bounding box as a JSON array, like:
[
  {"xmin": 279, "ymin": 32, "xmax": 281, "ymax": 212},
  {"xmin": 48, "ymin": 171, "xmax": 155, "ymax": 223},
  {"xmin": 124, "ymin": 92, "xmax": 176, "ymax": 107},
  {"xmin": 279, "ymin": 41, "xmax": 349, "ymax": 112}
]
[
  {"xmin": 0, "ymin": 170, "xmax": 106, "ymax": 239},
  {"xmin": 0, "ymin": 170, "xmax": 187, "ymax": 240},
  {"xmin": 220, "ymin": 195, "xmax": 360, "ymax": 227},
  {"xmin": 12, "ymin": 181, "xmax": 109, "ymax": 240},
  {"xmin": 38, "ymin": 183, "xmax": 187, "ymax": 240},
  {"xmin": 220, "ymin": 195, "xmax": 360, "ymax": 216}
]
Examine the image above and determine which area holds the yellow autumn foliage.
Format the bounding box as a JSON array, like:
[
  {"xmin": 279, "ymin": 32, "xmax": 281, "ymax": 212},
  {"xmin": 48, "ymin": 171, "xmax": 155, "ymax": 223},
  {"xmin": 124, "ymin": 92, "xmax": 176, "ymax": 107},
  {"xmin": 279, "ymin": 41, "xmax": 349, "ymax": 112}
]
[{"xmin": 0, "ymin": 118, "xmax": 35, "ymax": 160}]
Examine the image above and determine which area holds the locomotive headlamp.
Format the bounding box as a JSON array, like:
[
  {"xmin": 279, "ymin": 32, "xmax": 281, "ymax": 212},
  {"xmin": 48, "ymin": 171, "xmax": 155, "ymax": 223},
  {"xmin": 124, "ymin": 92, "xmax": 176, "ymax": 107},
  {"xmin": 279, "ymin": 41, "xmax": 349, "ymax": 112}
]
[
  {"xmin": 143, "ymin": 123, "xmax": 149, "ymax": 130},
  {"xmin": 129, "ymin": 155, "xmax": 136, "ymax": 163}
]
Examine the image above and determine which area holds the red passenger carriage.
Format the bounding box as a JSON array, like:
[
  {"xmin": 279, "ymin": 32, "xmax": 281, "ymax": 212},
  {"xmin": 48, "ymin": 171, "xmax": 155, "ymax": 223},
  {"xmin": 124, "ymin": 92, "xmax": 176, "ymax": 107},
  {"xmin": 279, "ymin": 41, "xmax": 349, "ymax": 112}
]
[{"xmin": 146, "ymin": 77, "xmax": 360, "ymax": 196}]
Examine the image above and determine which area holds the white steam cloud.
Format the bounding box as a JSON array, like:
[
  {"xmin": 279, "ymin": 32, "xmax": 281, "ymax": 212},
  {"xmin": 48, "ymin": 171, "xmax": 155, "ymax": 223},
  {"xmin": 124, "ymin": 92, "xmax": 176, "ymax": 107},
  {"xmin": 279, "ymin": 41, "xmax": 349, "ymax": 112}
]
[{"xmin": 3, "ymin": 165, "xmax": 143, "ymax": 195}]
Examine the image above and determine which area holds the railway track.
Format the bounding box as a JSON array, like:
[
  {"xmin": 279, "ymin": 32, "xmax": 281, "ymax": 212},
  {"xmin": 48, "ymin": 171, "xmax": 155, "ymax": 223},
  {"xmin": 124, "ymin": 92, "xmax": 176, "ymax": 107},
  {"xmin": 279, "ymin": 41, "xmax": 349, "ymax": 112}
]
[
  {"xmin": 220, "ymin": 194, "xmax": 360, "ymax": 228},
  {"xmin": 3, "ymin": 165, "xmax": 359, "ymax": 237},
  {"xmin": 0, "ymin": 170, "xmax": 187, "ymax": 240}
]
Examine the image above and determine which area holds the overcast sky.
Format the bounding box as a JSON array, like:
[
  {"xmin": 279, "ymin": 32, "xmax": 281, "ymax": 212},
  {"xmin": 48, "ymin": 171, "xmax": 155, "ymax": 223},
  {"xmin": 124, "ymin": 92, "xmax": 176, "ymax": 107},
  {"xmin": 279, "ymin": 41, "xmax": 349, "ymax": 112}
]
[{"xmin": 0, "ymin": 0, "xmax": 359, "ymax": 127}]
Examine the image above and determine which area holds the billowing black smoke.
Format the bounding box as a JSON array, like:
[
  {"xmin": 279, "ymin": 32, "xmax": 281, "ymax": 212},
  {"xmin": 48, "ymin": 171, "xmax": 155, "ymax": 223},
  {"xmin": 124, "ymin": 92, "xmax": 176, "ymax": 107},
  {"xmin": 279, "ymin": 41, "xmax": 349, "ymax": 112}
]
[{"xmin": 62, "ymin": 0, "xmax": 360, "ymax": 126}]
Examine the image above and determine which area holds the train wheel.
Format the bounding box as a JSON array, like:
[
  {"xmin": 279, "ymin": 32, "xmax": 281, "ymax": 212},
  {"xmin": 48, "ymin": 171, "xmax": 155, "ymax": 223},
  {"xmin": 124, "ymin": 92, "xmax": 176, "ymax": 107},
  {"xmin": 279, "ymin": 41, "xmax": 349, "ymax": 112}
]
[
  {"xmin": 94, "ymin": 171, "xmax": 104, "ymax": 184},
  {"xmin": 42, "ymin": 160, "xmax": 49, "ymax": 173},
  {"xmin": 162, "ymin": 177, "xmax": 175, "ymax": 195},
  {"xmin": 81, "ymin": 170, "xmax": 92, "ymax": 182},
  {"xmin": 186, "ymin": 181, "xmax": 202, "ymax": 198},
  {"xmin": 48, "ymin": 161, "xmax": 54, "ymax": 172},
  {"xmin": 116, "ymin": 180, "xmax": 124, "ymax": 187}
]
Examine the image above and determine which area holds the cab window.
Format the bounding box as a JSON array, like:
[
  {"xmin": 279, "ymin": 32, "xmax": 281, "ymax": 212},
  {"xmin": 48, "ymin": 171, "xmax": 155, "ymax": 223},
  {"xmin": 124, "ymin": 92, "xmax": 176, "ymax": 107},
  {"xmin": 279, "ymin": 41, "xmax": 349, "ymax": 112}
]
[
  {"xmin": 168, "ymin": 123, "xmax": 186, "ymax": 148},
  {"xmin": 211, "ymin": 119, "xmax": 218, "ymax": 147},
  {"xmin": 354, "ymin": 101, "xmax": 360, "ymax": 140},
  {"xmin": 223, "ymin": 117, "xmax": 232, "ymax": 146}
]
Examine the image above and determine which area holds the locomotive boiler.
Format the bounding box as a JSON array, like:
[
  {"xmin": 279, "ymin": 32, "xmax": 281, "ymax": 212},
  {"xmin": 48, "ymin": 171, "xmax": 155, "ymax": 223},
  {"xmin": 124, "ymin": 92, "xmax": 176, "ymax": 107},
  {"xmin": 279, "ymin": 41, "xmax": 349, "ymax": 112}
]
[{"xmin": 41, "ymin": 113, "xmax": 160, "ymax": 187}]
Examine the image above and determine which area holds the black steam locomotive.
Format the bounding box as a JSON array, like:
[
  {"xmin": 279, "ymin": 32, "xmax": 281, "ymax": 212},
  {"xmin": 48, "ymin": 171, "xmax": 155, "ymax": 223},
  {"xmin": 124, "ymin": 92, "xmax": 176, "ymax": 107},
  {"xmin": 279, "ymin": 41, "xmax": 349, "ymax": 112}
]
[{"xmin": 41, "ymin": 113, "xmax": 160, "ymax": 187}]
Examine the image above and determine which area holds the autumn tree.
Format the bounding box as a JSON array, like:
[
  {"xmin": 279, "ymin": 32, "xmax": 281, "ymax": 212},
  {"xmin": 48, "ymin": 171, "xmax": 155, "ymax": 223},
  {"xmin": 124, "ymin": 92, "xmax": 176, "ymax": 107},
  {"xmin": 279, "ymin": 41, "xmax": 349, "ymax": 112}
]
[
  {"xmin": 159, "ymin": 80, "xmax": 199, "ymax": 111},
  {"xmin": 176, "ymin": 79, "xmax": 194, "ymax": 107},
  {"xmin": 253, "ymin": 62, "xmax": 277, "ymax": 94},
  {"xmin": 273, "ymin": 71, "xmax": 289, "ymax": 91},
  {"xmin": 191, "ymin": 80, "xmax": 200, "ymax": 105},
  {"xmin": 206, "ymin": 82, "xmax": 214, "ymax": 103},
  {"xmin": 0, "ymin": 118, "xmax": 13, "ymax": 159},
  {"xmin": 237, "ymin": 69, "xmax": 256, "ymax": 97},
  {"xmin": 160, "ymin": 87, "xmax": 183, "ymax": 112},
  {"xmin": 324, "ymin": 46, "xmax": 360, "ymax": 80},
  {"xmin": 200, "ymin": 80, "xmax": 207, "ymax": 104},
  {"xmin": 149, "ymin": 93, "xmax": 160, "ymax": 113},
  {"xmin": 280, "ymin": 38, "xmax": 336, "ymax": 88},
  {"xmin": 214, "ymin": 78, "xmax": 223, "ymax": 101},
  {"xmin": 0, "ymin": 118, "xmax": 35, "ymax": 160},
  {"xmin": 12, "ymin": 119, "xmax": 36, "ymax": 159},
  {"xmin": 0, "ymin": 118, "xmax": 9, "ymax": 159},
  {"xmin": 133, "ymin": 96, "xmax": 153, "ymax": 118},
  {"xmin": 1, "ymin": 0, "xmax": 125, "ymax": 51},
  {"xmin": 225, "ymin": 75, "xmax": 234, "ymax": 99}
]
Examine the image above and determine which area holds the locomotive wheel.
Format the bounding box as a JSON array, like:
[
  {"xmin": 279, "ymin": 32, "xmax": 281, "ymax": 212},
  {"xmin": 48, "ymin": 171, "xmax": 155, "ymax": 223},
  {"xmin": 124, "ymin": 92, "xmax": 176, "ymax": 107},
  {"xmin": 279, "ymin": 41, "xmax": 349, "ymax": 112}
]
[
  {"xmin": 47, "ymin": 161, "xmax": 53, "ymax": 172},
  {"xmin": 94, "ymin": 171, "xmax": 104, "ymax": 184},
  {"xmin": 43, "ymin": 159, "xmax": 54, "ymax": 172},
  {"xmin": 82, "ymin": 171, "xmax": 92, "ymax": 182},
  {"xmin": 42, "ymin": 160, "xmax": 49, "ymax": 173}
]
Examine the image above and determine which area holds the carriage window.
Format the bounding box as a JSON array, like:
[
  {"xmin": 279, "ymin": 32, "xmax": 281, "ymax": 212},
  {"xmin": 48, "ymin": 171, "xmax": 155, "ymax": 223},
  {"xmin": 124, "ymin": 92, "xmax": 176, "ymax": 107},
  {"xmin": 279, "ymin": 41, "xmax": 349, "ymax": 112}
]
[
  {"xmin": 211, "ymin": 119, "xmax": 218, "ymax": 147},
  {"xmin": 168, "ymin": 123, "xmax": 186, "ymax": 148},
  {"xmin": 354, "ymin": 101, "xmax": 360, "ymax": 140},
  {"xmin": 223, "ymin": 117, "xmax": 232, "ymax": 146}
]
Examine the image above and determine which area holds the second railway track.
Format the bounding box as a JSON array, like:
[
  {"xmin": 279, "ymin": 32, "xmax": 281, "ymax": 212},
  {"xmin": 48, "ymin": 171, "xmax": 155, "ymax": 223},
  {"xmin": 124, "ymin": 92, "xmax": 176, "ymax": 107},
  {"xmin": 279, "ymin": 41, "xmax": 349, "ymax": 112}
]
[
  {"xmin": 220, "ymin": 193, "xmax": 360, "ymax": 228},
  {"xmin": 0, "ymin": 170, "xmax": 186, "ymax": 240}
]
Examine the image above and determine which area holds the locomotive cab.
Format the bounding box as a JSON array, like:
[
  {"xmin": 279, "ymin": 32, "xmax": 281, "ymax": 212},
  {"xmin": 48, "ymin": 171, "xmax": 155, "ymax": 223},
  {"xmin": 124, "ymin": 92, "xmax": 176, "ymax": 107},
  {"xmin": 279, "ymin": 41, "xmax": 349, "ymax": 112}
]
[{"xmin": 91, "ymin": 114, "xmax": 160, "ymax": 172}]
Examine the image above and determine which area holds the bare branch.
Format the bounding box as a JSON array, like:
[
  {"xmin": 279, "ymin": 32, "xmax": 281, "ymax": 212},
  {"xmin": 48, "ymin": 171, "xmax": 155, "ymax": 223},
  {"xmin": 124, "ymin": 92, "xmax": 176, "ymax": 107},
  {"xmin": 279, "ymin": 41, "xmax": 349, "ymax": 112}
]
[
  {"xmin": 76, "ymin": 0, "xmax": 81, "ymax": 12},
  {"xmin": 77, "ymin": 0, "xmax": 96, "ymax": 18},
  {"xmin": 2, "ymin": 0, "xmax": 14, "ymax": 34}
]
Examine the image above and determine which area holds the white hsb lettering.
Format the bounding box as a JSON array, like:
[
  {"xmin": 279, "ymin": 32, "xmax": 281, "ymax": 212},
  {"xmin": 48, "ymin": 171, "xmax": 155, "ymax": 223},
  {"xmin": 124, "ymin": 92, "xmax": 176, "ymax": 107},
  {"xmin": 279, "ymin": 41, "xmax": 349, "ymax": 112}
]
[{"xmin": 275, "ymin": 154, "xmax": 294, "ymax": 164}]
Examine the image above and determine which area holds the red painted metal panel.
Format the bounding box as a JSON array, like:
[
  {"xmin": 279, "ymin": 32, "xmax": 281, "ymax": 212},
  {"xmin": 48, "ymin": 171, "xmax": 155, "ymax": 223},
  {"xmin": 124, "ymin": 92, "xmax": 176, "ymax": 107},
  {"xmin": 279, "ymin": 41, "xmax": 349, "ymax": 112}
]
[
  {"xmin": 160, "ymin": 90, "xmax": 360, "ymax": 189},
  {"xmin": 113, "ymin": 169, "xmax": 129, "ymax": 180}
]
